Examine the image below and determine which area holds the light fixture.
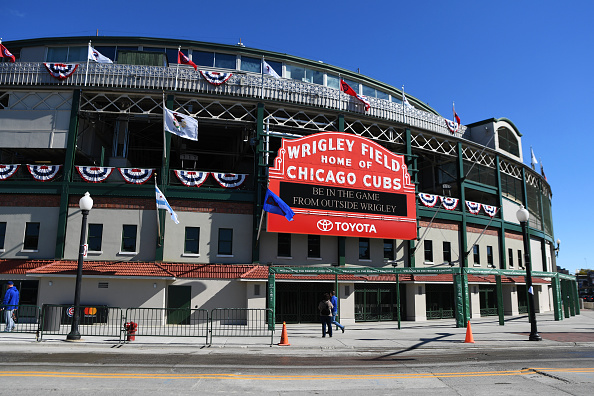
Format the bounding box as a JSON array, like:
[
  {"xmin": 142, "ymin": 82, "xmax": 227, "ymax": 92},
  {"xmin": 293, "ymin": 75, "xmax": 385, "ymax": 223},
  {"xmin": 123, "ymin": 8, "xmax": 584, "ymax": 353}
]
[
  {"xmin": 153, "ymin": 283, "xmax": 157, "ymax": 288},
  {"xmin": 555, "ymin": 239, "xmax": 561, "ymax": 257},
  {"xmin": 48, "ymin": 281, "xmax": 53, "ymax": 286}
]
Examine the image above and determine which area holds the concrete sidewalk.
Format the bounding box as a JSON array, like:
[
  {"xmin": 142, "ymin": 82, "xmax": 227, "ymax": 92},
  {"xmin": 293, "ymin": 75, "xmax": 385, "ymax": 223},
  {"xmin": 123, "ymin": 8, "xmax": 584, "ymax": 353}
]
[{"xmin": 2, "ymin": 310, "xmax": 593, "ymax": 354}]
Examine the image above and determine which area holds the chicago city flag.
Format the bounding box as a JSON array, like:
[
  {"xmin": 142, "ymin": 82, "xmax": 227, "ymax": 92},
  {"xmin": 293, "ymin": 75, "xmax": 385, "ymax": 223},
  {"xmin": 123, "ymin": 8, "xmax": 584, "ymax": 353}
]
[
  {"xmin": 155, "ymin": 186, "xmax": 179, "ymax": 224},
  {"xmin": 164, "ymin": 107, "xmax": 198, "ymax": 141}
]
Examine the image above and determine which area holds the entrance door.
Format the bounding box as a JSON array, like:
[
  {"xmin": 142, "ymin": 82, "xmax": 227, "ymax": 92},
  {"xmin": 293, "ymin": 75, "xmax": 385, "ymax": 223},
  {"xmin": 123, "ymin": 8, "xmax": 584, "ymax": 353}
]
[
  {"xmin": 479, "ymin": 285, "xmax": 498, "ymax": 316},
  {"xmin": 355, "ymin": 284, "xmax": 403, "ymax": 321},
  {"xmin": 275, "ymin": 282, "xmax": 333, "ymax": 323},
  {"xmin": 517, "ymin": 285, "xmax": 528, "ymax": 314},
  {"xmin": 167, "ymin": 285, "xmax": 191, "ymax": 324}
]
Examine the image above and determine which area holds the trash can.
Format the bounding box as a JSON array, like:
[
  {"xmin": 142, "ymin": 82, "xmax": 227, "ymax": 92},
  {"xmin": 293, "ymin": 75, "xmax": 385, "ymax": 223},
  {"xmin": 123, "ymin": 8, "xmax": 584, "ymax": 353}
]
[
  {"xmin": 124, "ymin": 322, "xmax": 138, "ymax": 341},
  {"xmin": 42, "ymin": 305, "xmax": 61, "ymax": 332}
]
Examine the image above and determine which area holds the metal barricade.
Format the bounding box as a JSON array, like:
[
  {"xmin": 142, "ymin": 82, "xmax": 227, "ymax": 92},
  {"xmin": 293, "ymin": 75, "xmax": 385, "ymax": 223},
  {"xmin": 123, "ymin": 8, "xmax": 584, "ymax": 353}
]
[
  {"xmin": 0, "ymin": 304, "xmax": 40, "ymax": 334},
  {"xmin": 121, "ymin": 308, "xmax": 209, "ymax": 344},
  {"xmin": 37, "ymin": 304, "xmax": 123, "ymax": 341},
  {"xmin": 209, "ymin": 308, "xmax": 274, "ymax": 346}
]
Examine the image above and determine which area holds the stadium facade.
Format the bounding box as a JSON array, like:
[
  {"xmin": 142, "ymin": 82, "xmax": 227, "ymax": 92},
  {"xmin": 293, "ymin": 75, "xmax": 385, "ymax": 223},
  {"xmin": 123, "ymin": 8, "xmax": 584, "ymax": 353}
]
[{"xmin": 0, "ymin": 36, "xmax": 578, "ymax": 328}]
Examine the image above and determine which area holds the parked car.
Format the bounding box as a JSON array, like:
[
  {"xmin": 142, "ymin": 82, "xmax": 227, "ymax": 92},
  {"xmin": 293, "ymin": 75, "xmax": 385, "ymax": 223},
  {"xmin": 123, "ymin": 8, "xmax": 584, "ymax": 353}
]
[{"xmin": 583, "ymin": 295, "xmax": 594, "ymax": 302}]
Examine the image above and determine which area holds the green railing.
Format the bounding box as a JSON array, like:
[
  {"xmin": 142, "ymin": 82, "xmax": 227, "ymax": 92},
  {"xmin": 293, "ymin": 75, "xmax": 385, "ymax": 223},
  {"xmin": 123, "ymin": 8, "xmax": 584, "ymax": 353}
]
[
  {"xmin": 37, "ymin": 304, "xmax": 123, "ymax": 341},
  {"xmin": 426, "ymin": 308, "xmax": 454, "ymax": 320},
  {"xmin": 209, "ymin": 308, "xmax": 274, "ymax": 346},
  {"xmin": 0, "ymin": 304, "xmax": 40, "ymax": 333},
  {"xmin": 480, "ymin": 307, "xmax": 498, "ymax": 317}
]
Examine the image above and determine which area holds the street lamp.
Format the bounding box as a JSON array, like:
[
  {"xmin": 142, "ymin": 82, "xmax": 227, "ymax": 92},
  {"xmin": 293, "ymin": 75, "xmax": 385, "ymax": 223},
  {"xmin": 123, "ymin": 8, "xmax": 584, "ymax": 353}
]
[
  {"xmin": 516, "ymin": 204, "xmax": 542, "ymax": 341},
  {"xmin": 66, "ymin": 192, "xmax": 93, "ymax": 341}
]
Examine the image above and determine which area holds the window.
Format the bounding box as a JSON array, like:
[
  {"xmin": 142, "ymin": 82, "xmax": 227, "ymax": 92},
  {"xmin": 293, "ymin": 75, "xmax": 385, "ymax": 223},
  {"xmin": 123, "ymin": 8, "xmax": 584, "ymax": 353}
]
[
  {"xmin": 424, "ymin": 240, "xmax": 433, "ymax": 263},
  {"xmin": 487, "ymin": 246, "xmax": 494, "ymax": 267},
  {"xmin": 307, "ymin": 235, "xmax": 321, "ymax": 258},
  {"xmin": 277, "ymin": 233, "xmax": 291, "ymax": 257},
  {"xmin": 443, "ymin": 241, "xmax": 451, "ymax": 264},
  {"xmin": 23, "ymin": 222, "xmax": 40, "ymax": 251},
  {"xmin": 497, "ymin": 127, "xmax": 520, "ymax": 157},
  {"xmin": 193, "ymin": 51, "xmax": 214, "ymax": 67},
  {"xmin": 0, "ymin": 222, "xmax": 5, "ymax": 250},
  {"xmin": 359, "ymin": 238, "xmax": 370, "ymax": 260},
  {"xmin": 518, "ymin": 250, "xmax": 523, "ymax": 268},
  {"xmin": 508, "ymin": 248, "xmax": 514, "ymax": 267},
  {"xmin": 121, "ymin": 225, "xmax": 137, "ymax": 253},
  {"xmin": 46, "ymin": 46, "xmax": 87, "ymax": 62},
  {"xmin": 240, "ymin": 56, "xmax": 261, "ymax": 73},
  {"xmin": 473, "ymin": 245, "xmax": 480, "ymax": 265},
  {"xmin": 327, "ymin": 74, "xmax": 340, "ymax": 89},
  {"xmin": 218, "ymin": 228, "xmax": 233, "ymax": 255},
  {"xmin": 383, "ymin": 239, "xmax": 394, "ymax": 261},
  {"xmin": 184, "ymin": 227, "xmax": 200, "ymax": 255},
  {"xmin": 214, "ymin": 53, "xmax": 236, "ymax": 69},
  {"xmin": 87, "ymin": 224, "xmax": 103, "ymax": 252}
]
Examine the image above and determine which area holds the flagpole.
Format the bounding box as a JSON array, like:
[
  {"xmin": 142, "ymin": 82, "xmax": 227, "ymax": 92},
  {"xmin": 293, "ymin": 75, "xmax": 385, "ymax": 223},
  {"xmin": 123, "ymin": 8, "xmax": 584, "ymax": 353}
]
[
  {"xmin": 256, "ymin": 208, "xmax": 266, "ymax": 245},
  {"xmin": 402, "ymin": 85, "xmax": 406, "ymax": 125},
  {"xmin": 261, "ymin": 56, "xmax": 265, "ymax": 99},
  {"xmin": 85, "ymin": 41, "xmax": 91, "ymax": 87},
  {"xmin": 162, "ymin": 92, "xmax": 167, "ymax": 160},
  {"xmin": 175, "ymin": 46, "xmax": 180, "ymax": 91},
  {"xmin": 154, "ymin": 175, "xmax": 162, "ymax": 245}
]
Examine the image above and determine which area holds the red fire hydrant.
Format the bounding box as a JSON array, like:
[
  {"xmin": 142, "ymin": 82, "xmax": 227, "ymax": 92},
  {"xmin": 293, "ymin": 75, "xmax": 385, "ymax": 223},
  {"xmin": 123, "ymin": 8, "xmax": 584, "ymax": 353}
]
[{"xmin": 125, "ymin": 322, "xmax": 138, "ymax": 341}]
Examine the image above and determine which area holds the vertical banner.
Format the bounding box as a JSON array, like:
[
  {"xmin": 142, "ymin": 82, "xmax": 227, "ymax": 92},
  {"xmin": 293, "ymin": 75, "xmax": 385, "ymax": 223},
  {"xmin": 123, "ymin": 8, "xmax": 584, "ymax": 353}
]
[{"xmin": 267, "ymin": 132, "xmax": 417, "ymax": 239}]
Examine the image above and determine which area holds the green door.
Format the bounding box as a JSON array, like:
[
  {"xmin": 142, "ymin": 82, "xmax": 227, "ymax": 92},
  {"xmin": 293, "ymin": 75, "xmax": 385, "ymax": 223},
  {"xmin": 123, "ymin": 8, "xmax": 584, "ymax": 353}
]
[
  {"xmin": 479, "ymin": 285, "xmax": 498, "ymax": 316},
  {"xmin": 517, "ymin": 285, "xmax": 528, "ymax": 314},
  {"xmin": 167, "ymin": 285, "xmax": 191, "ymax": 325}
]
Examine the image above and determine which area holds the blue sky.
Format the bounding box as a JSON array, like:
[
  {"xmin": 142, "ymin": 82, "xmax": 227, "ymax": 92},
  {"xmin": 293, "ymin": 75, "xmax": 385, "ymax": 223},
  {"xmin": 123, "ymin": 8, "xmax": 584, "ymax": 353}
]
[{"xmin": 2, "ymin": 1, "xmax": 592, "ymax": 273}]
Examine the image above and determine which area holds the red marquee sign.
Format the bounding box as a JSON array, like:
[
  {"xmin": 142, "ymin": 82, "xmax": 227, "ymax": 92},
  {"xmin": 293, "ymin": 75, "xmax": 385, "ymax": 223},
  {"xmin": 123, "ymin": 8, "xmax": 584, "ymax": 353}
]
[{"xmin": 267, "ymin": 132, "xmax": 417, "ymax": 239}]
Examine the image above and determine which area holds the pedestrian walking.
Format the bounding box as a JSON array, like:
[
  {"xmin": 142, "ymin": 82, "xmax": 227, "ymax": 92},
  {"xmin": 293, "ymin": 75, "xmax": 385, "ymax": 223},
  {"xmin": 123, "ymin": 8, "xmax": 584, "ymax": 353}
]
[
  {"xmin": 2, "ymin": 281, "xmax": 19, "ymax": 332},
  {"xmin": 330, "ymin": 290, "xmax": 345, "ymax": 333},
  {"xmin": 318, "ymin": 293, "xmax": 333, "ymax": 337}
]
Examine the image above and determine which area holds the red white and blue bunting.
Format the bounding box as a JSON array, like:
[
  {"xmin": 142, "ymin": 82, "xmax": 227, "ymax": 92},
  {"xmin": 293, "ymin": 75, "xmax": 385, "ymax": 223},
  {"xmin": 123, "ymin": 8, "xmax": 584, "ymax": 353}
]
[
  {"xmin": 0, "ymin": 164, "xmax": 19, "ymax": 180},
  {"xmin": 482, "ymin": 204, "xmax": 498, "ymax": 217},
  {"xmin": 44, "ymin": 63, "xmax": 79, "ymax": 80},
  {"xmin": 174, "ymin": 170, "xmax": 209, "ymax": 187},
  {"xmin": 76, "ymin": 166, "xmax": 114, "ymax": 183},
  {"xmin": 418, "ymin": 193, "xmax": 439, "ymax": 207},
  {"xmin": 119, "ymin": 168, "xmax": 154, "ymax": 184},
  {"xmin": 465, "ymin": 201, "xmax": 482, "ymax": 215},
  {"xmin": 445, "ymin": 118, "xmax": 459, "ymax": 134},
  {"xmin": 200, "ymin": 70, "xmax": 233, "ymax": 86},
  {"xmin": 441, "ymin": 196, "xmax": 459, "ymax": 211},
  {"xmin": 212, "ymin": 173, "xmax": 247, "ymax": 188},
  {"xmin": 27, "ymin": 164, "xmax": 62, "ymax": 181}
]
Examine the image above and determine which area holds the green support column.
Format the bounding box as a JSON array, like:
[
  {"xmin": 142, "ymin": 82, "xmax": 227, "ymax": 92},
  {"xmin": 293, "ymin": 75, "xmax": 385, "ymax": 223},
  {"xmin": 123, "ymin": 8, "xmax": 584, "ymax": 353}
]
[
  {"xmin": 396, "ymin": 274, "xmax": 401, "ymax": 329},
  {"xmin": 496, "ymin": 156, "xmax": 508, "ymax": 269},
  {"xmin": 337, "ymin": 113, "xmax": 346, "ymax": 266},
  {"xmin": 568, "ymin": 279, "xmax": 576, "ymax": 317},
  {"xmin": 456, "ymin": 142, "xmax": 469, "ymax": 326},
  {"xmin": 562, "ymin": 280, "xmax": 570, "ymax": 318},
  {"xmin": 573, "ymin": 280, "xmax": 580, "ymax": 315},
  {"xmin": 252, "ymin": 103, "xmax": 266, "ymax": 263},
  {"xmin": 496, "ymin": 275, "xmax": 504, "ymax": 325},
  {"xmin": 551, "ymin": 275, "xmax": 562, "ymax": 321},
  {"xmin": 267, "ymin": 269, "xmax": 276, "ymax": 331},
  {"xmin": 155, "ymin": 95, "xmax": 174, "ymax": 262},
  {"xmin": 55, "ymin": 89, "xmax": 81, "ymax": 259},
  {"xmin": 406, "ymin": 128, "xmax": 416, "ymax": 267},
  {"xmin": 453, "ymin": 268, "xmax": 468, "ymax": 327}
]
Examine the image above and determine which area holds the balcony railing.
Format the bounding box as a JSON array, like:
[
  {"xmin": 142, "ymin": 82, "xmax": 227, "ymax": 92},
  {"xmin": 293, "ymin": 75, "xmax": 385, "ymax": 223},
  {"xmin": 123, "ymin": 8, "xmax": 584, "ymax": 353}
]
[{"xmin": 0, "ymin": 62, "xmax": 466, "ymax": 137}]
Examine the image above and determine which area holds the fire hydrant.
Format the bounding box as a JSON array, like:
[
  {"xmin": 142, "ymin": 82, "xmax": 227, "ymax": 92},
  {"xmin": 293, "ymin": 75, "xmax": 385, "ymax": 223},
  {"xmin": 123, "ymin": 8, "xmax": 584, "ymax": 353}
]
[{"xmin": 124, "ymin": 322, "xmax": 138, "ymax": 341}]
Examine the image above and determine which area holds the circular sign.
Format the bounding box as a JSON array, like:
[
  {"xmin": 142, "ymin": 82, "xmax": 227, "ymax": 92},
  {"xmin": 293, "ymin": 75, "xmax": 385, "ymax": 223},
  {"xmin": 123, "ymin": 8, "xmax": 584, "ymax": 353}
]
[
  {"xmin": 67, "ymin": 307, "xmax": 75, "ymax": 317},
  {"xmin": 317, "ymin": 219, "xmax": 333, "ymax": 232}
]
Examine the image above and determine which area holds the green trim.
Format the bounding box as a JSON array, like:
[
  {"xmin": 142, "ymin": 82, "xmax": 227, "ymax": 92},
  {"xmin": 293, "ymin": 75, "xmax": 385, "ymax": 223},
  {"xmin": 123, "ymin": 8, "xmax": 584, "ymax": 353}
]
[{"xmin": 252, "ymin": 103, "xmax": 265, "ymax": 263}]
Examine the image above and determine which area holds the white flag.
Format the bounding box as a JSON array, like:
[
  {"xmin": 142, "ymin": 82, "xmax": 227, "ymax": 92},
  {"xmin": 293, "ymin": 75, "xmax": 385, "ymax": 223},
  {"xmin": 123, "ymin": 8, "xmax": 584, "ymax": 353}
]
[
  {"xmin": 164, "ymin": 107, "xmax": 198, "ymax": 141},
  {"xmin": 530, "ymin": 147, "xmax": 538, "ymax": 167},
  {"xmin": 263, "ymin": 60, "xmax": 280, "ymax": 78},
  {"xmin": 88, "ymin": 46, "xmax": 113, "ymax": 64},
  {"xmin": 402, "ymin": 92, "xmax": 413, "ymax": 109},
  {"xmin": 155, "ymin": 186, "xmax": 179, "ymax": 224}
]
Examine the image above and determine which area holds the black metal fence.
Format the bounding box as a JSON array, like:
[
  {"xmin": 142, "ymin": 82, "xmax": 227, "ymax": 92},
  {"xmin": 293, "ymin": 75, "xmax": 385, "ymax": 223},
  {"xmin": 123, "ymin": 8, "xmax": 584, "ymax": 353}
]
[
  {"xmin": 209, "ymin": 308, "xmax": 274, "ymax": 346},
  {"xmin": 0, "ymin": 305, "xmax": 274, "ymax": 345}
]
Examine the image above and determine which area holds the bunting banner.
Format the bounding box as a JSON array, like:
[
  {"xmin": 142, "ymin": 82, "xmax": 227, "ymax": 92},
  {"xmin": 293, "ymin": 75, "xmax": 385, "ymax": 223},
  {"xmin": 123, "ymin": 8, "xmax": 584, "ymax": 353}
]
[
  {"xmin": 212, "ymin": 173, "xmax": 247, "ymax": 188},
  {"xmin": 482, "ymin": 204, "xmax": 498, "ymax": 217},
  {"xmin": 174, "ymin": 170, "xmax": 209, "ymax": 187},
  {"xmin": 441, "ymin": 196, "xmax": 459, "ymax": 211},
  {"xmin": 418, "ymin": 193, "xmax": 439, "ymax": 208},
  {"xmin": 445, "ymin": 118, "xmax": 459, "ymax": 134},
  {"xmin": 44, "ymin": 63, "xmax": 79, "ymax": 80},
  {"xmin": 0, "ymin": 164, "xmax": 19, "ymax": 180},
  {"xmin": 119, "ymin": 168, "xmax": 154, "ymax": 184},
  {"xmin": 200, "ymin": 70, "xmax": 233, "ymax": 86},
  {"xmin": 27, "ymin": 164, "xmax": 62, "ymax": 181},
  {"xmin": 465, "ymin": 200, "xmax": 482, "ymax": 214},
  {"xmin": 76, "ymin": 166, "xmax": 115, "ymax": 183}
]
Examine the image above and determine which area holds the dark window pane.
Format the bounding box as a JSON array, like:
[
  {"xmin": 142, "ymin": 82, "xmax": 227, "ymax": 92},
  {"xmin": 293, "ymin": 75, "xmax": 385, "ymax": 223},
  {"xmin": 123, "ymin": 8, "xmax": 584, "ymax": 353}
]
[
  {"xmin": 87, "ymin": 224, "xmax": 103, "ymax": 252},
  {"xmin": 383, "ymin": 239, "xmax": 394, "ymax": 260},
  {"xmin": 359, "ymin": 238, "xmax": 370, "ymax": 260},
  {"xmin": 0, "ymin": 222, "xmax": 6, "ymax": 250},
  {"xmin": 508, "ymin": 248, "xmax": 514, "ymax": 267},
  {"xmin": 241, "ymin": 56, "xmax": 261, "ymax": 73},
  {"xmin": 443, "ymin": 241, "xmax": 451, "ymax": 263},
  {"xmin": 218, "ymin": 228, "xmax": 233, "ymax": 255},
  {"xmin": 308, "ymin": 235, "xmax": 321, "ymax": 258},
  {"xmin": 94, "ymin": 46, "xmax": 116, "ymax": 61},
  {"xmin": 215, "ymin": 53, "xmax": 236, "ymax": 69},
  {"xmin": 193, "ymin": 51, "xmax": 214, "ymax": 67},
  {"xmin": 487, "ymin": 246, "xmax": 494, "ymax": 266},
  {"xmin": 424, "ymin": 240, "xmax": 433, "ymax": 262},
  {"xmin": 277, "ymin": 233, "xmax": 291, "ymax": 257},
  {"xmin": 23, "ymin": 222, "xmax": 40, "ymax": 250},
  {"xmin": 121, "ymin": 225, "xmax": 137, "ymax": 252},
  {"xmin": 473, "ymin": 245, "xmax": 480, "ymax": 264},
  {"xmin": 184, "ymin": 227, "xmax": 200, "ymax": 254}
]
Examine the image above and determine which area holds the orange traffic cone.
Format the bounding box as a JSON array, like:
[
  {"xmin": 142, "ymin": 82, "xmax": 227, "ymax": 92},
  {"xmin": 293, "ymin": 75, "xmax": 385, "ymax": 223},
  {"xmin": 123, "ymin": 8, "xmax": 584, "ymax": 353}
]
[
  {"xmin": 464, "ymin": 320, "xmax": 475, "ymax": 343},
  {"xmin": 278, "ymin": 321, "xmax": 291, "ymax": 346}
]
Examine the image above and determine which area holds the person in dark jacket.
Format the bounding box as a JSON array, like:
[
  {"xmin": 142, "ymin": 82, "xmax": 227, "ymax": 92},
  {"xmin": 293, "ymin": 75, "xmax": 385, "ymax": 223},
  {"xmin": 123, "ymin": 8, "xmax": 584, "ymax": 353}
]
[
  {"xmin": 318, "ymin": 293, "xmax": 333, "ymax": 338},
  {"xmin": 2, "ymin": 281, "xmax": 19, "ymax": 332}
]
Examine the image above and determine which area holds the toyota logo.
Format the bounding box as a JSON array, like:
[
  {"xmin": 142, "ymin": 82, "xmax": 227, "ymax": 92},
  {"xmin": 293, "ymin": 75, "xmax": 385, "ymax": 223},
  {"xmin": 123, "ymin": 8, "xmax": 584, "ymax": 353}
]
[{"xmin": 317, "ymin": 219, "xmax": 333, "ymax": 232}]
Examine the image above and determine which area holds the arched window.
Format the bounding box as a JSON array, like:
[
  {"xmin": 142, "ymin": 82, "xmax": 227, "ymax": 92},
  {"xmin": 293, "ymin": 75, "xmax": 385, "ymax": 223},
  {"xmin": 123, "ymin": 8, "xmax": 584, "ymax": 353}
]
[{"xmin": 497, "ymin": 127, "xmax": 519, "ymax": 157}]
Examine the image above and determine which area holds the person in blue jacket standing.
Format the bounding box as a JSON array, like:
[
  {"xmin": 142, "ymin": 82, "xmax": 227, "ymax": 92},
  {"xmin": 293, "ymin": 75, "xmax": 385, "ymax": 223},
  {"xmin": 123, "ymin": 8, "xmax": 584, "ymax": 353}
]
[
  {"xmin": 330, "ymin": 290, "xmax": 345, "ymax": 333},
  {"xmin": 2, "ymin": 281, "xmax": 19, "ymax": 332}
]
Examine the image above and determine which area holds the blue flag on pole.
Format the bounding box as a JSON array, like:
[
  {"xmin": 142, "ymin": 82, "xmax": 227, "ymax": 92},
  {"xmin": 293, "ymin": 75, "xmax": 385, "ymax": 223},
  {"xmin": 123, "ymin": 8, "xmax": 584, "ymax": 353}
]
[
  {"xmin": 155, "ymin": 186, "xmax": 179, "ymax": 224},
  {"xmin": 263, "ymin": 188, "xmax": 294, "ymax": 221}
]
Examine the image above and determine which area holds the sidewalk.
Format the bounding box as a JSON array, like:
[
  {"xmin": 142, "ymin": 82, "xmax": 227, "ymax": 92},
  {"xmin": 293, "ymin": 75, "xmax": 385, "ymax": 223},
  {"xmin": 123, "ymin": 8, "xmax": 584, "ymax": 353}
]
[{"xmin": 2, "ymin": 310, "xmax": 593, "ymax": 355}]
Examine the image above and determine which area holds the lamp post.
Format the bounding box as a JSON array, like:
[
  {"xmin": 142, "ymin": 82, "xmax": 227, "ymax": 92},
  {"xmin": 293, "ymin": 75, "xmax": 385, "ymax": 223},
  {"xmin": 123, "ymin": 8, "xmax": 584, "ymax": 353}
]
[
  {"xmin": 66, "ymin": 192, "xmax": 93, "ymax": 341},
  {"xmin": 516, "ymin": 204, "xmax": 542, "ymax": 341}
]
